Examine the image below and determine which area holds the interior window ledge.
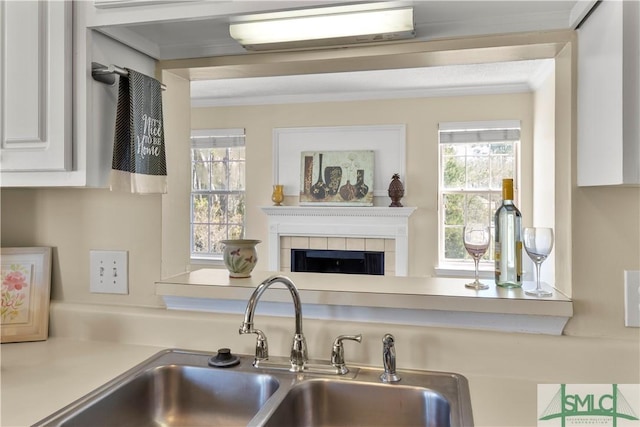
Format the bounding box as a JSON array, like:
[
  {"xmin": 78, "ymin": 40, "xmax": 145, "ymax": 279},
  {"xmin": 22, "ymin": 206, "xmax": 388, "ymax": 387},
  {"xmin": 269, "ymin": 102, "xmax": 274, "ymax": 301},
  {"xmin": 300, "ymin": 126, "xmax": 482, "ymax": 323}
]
[
  {"xmin": 434, "ymin": 265, "xmax": 538, "ymax": 282},
  {"xmin": 434, "ymin": 265, "xmax": 495, "ymax": 279},
  {"xmin": 155, "ymin": 269, "xmax": 573, "ymax": 336},
  {"xmin": 190, "ymin": 257, "xmax": 224, "ymax": 267}
]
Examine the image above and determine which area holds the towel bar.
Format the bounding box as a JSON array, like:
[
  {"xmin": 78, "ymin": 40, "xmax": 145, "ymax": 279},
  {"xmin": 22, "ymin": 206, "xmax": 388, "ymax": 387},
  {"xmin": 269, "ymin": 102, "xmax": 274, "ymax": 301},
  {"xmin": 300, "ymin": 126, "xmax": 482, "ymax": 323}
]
[{"xmin": 91, "ymin": 62, "xmax": 167, "ymax": 90}]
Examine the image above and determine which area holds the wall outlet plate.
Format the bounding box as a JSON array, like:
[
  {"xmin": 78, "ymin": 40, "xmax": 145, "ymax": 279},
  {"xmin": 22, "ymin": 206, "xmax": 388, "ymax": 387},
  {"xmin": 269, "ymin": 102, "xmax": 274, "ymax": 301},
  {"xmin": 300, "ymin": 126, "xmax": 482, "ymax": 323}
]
[
  {"xmin": 624, "ymin": 270, "xmax": 640, "ymax": 327},
  {"xmin": 90, "ymin": 250, "xmax": 128, "ymax": 294}
]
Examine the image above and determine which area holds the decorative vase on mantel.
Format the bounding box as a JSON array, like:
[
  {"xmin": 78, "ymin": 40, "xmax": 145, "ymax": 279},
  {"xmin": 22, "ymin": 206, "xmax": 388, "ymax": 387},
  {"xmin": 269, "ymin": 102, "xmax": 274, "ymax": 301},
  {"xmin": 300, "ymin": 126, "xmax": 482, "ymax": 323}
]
[
  {"xmin": 388, "ymin": 173, "xmax": 405, "ymax": 207},
  {"xmin": 221, "ymin": 239, "xmax": 261, "ymax": 278},
  {"xmin": 271, "ymin": 185, "xmax": 284, "ymax": 206}
]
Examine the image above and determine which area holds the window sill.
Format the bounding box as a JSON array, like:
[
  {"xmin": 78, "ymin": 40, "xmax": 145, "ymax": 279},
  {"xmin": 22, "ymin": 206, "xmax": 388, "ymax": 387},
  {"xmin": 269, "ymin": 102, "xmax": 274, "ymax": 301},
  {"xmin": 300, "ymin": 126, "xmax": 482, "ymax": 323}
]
[
  {"xmin": 155, "ymin": 269, "xmax": 573, "ymax": 335},
  {"xmin": 435, "ymin": 263, "xmax": 536, "ymax": 281},
  {"xmin": 434, "ymin": 264, "xmax": 495, "ymax": 279},
  {"xmin": 190, "ymin": 257, "xmax": 224, "ymax": 267}
]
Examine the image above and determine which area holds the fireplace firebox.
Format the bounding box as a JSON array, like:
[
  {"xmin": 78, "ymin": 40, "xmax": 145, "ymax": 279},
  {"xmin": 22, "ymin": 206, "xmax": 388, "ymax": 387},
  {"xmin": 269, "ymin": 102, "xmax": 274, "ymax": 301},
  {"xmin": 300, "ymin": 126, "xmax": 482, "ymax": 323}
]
[{"xmin": 291, "ymin": 249, "xmax": 384, "ymax": 275}]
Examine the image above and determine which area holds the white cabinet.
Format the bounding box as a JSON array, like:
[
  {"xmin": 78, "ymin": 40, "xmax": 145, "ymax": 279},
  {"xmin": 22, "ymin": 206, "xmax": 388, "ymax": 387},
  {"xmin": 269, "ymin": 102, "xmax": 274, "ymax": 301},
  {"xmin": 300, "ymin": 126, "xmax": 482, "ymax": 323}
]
[
  {"xmin": 577, "ymin": 0, "xmax": 640, "ymax": 186},
  {"xmin": 0, "ymin": 1, "xmax": 72, "ymax": 176},
  {"xmin": 1, "ymin": 1, "xmax": 157, "ymax": 187}
]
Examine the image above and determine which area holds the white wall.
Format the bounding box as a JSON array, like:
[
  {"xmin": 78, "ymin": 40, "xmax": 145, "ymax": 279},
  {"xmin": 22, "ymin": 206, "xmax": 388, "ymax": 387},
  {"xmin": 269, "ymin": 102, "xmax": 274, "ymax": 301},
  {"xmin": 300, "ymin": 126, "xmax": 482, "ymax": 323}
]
[{"xmin": 533, "ymin": 65, "xmax": 556, "ymax": 284}]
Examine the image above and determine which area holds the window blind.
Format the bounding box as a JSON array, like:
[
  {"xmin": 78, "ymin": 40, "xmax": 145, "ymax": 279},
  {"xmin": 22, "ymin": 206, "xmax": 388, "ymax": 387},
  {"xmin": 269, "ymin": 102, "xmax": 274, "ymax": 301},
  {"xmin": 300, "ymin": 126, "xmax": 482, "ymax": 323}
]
[
  {"xmin": 438, "ymin": 120, "xmax": 520, "ymax": 143},
  {"xmin": 191, "ymin": 128, "xmax": 245, "ymax": 149}
]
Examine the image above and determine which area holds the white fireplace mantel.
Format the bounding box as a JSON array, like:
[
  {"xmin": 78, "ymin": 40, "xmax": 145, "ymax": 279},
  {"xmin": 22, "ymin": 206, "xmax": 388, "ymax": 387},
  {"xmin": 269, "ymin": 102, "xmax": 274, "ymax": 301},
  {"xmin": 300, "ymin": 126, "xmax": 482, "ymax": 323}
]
[{"xmin": 261, "ymin": 206, "xmax": 416, "ymax": 276}]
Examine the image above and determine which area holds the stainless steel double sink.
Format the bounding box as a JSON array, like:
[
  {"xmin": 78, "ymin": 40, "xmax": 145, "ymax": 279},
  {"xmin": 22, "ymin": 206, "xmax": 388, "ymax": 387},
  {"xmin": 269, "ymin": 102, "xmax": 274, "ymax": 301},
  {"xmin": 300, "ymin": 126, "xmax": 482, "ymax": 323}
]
[{"xmin": 34, "ymin": 348, "xmax": 473, "ymax": 427}]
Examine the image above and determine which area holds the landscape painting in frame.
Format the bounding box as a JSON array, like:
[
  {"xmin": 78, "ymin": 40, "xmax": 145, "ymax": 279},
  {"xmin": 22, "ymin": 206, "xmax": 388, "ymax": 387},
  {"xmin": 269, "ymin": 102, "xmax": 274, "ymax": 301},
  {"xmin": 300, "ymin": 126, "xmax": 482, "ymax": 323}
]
[
  {"xmin": 1, "ymin": 247, "xmax": 52, "ymax": 343},
  {"xmin": 300, "ymin": 150, "xmax": 374, "ymax": 206}
]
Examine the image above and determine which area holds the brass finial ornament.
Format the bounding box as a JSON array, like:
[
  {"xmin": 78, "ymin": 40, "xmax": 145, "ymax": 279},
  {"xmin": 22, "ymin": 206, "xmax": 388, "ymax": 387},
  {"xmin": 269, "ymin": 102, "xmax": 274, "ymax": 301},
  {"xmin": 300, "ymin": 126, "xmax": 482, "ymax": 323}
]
[{"xmin": 388, "ymin": 173, "xmax": 405, "ymax": 207}]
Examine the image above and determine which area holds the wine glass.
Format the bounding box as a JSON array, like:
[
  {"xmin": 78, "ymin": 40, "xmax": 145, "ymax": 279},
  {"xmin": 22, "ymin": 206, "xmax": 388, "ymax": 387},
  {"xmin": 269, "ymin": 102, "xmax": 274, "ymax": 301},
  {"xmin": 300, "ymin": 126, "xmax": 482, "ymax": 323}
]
[
  {"xmin": 523, "ymin": 227, "xmax": 554, "ymax": 297},
  {"xmin": 463, "ymin": 224, "xmax": 491, "ymax": 290}
]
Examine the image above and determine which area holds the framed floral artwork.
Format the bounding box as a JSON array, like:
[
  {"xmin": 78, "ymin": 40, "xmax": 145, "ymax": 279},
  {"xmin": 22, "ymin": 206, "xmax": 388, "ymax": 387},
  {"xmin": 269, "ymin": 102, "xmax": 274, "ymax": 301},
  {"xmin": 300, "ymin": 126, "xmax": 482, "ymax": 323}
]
[{"xmin": 1, "ymin": 247, "xmax": 52, "ymax": 343}]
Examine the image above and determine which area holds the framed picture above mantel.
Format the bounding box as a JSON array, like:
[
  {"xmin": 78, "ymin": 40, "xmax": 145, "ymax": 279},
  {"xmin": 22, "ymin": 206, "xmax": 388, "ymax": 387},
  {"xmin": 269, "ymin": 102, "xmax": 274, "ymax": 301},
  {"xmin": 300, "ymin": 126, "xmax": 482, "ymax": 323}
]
[
  {"xmin": 300, "ymin": 150, "xmax": 374, "ymax": 206},
  {"xmin": 273, "ymin": 125, "xmax": 406, "ymax": 198}
]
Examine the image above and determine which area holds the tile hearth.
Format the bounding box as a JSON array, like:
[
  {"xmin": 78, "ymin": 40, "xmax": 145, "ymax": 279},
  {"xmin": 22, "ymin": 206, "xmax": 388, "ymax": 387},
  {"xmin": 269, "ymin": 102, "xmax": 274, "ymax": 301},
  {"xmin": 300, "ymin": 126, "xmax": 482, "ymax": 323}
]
[{"xmin": 280, "ymin": 236, "xmax": 396, "ymax": 275}]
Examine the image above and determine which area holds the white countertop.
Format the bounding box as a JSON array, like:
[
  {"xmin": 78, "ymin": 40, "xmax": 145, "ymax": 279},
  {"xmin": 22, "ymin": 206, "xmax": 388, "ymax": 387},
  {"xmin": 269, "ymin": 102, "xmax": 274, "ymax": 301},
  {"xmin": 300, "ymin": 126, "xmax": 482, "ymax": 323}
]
[
  {"xmin": 1, "ymin": 338, "xmax": 163, "ymax": 427},
  {"xmin": 0, "ymin": 337, "xmax": 538, "ymax": 427}
]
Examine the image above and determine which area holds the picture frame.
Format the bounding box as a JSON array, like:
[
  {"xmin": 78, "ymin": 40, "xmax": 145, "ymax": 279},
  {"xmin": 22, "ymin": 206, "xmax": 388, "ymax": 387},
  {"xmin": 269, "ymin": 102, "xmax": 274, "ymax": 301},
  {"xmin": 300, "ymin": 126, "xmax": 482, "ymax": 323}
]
[
  {"xmin": 300, "ymin": 150, "xmax": 374, "ymax": 206},
  {"xmin": 273, "ymin": 125, "xmax": 406, "ymax": 197},
  {"xmin": 1, "ymin": 247, "xmax": 52, "ymax": 343}
]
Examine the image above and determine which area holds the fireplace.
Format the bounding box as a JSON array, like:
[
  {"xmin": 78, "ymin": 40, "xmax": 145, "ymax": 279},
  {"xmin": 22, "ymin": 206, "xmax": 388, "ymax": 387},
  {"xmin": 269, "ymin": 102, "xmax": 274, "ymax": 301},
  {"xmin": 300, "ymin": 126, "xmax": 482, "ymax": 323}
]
[
  {"xmin": 291, "ymin": 249, "xmax": 385, "ymax": 275},
  {"xmin": 262, "ymin": 206, "xmax": 416, "ymax": 276}
]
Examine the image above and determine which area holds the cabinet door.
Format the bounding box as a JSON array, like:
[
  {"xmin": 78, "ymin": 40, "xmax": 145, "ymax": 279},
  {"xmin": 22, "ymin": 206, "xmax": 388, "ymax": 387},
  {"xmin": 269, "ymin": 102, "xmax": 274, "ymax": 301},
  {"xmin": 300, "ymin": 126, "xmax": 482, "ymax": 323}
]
[
  {"xmin": 577, "ymin": 0, "xmax": 639, "ymax": 186},
  {"xmin": 0, "ymin": 1, "xmax": 72, "ymax": 172}
]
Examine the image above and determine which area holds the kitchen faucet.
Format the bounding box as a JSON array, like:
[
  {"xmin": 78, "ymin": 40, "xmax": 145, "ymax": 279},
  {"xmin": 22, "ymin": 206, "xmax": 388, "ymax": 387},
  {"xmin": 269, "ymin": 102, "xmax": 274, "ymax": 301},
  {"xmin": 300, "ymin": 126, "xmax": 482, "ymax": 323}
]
[{"xmin": 239, "ymin": 275, "xmax": 308, "ymax": 372}]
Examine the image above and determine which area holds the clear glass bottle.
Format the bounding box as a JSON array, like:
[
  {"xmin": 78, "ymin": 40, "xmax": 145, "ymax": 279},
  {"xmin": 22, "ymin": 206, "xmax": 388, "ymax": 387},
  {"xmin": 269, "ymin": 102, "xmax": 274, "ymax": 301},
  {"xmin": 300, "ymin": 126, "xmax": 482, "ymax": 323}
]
[{"xmin": 494, "ymin": 178, "xmax": 523, "ymax": 287}]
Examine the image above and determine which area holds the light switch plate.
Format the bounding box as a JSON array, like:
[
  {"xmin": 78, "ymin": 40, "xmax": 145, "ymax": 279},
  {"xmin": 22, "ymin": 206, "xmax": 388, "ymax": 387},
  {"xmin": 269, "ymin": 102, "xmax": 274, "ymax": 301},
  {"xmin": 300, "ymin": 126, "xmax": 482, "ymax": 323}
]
[
  {"xmin": 624, "ymin": 270, "xmax": 640, "ymax": 327},
  {"xmin": 90, "ymin": 250, "xmax": 128, "ymax": 294}
]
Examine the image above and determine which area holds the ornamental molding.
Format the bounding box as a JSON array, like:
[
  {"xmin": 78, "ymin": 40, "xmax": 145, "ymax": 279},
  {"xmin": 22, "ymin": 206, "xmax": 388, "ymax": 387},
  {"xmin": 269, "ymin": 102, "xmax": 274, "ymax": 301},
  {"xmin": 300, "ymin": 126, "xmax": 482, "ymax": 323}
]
[{"xmin": 261, "ymin": 206, "xmax": 416, "ymax": 218}]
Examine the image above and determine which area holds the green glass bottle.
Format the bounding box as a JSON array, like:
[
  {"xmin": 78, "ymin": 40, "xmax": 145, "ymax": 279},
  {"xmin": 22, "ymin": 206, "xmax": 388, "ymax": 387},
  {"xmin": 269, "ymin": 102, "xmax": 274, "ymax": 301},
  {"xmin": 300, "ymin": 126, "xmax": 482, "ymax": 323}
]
[{"xmin": 494, "ymin": 178, "xmax": 523, "ymax": 287}]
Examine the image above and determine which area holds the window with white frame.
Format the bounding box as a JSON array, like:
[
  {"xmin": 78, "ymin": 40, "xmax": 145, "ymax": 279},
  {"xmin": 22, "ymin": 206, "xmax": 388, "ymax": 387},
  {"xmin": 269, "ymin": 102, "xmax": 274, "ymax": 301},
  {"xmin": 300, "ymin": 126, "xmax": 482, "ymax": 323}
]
[
  {"xmin": 190, "ymin": 128, "xmax": 246, "ymax": 260},
  {"xmin": 438, "ymin": 121, "xmax": 520, "ymax": 269}
]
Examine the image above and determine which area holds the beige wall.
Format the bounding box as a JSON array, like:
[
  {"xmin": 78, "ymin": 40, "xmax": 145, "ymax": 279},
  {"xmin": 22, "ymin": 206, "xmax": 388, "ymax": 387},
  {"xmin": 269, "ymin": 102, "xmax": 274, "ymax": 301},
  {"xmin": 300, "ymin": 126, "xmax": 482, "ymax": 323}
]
[
  {"xmin": 191, "ymin": 93, "xmax": 534, "ymax": 278},
  {"xmin": 1, "ymin": 188, "xmax": 164, "ymax": 307},
  {"xmin": 2, "ymin": 90, "xmax": 638, "ymax": 341},
  {"xmin": 1, "ymin": 52, "xmax": 639, "ymax": 427}
]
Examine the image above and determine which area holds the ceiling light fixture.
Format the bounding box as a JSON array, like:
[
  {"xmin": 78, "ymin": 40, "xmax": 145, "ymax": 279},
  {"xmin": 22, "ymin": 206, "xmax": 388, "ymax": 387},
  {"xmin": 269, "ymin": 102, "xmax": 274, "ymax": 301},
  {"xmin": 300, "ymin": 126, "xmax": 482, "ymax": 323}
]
[{"xmin": 229, "ymin": 5, "xmax": 415, "ymax": 51}]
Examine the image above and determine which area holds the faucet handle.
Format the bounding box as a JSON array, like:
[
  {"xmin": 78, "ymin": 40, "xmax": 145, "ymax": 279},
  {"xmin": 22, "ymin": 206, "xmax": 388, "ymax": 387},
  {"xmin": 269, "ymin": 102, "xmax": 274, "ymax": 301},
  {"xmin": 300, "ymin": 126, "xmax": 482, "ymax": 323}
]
[
  {"xmin": 331, "ymin": 334, "xmax": 362, "ymax": 374},
  {"xmin": 333, "ymin": 334, "xmax": 363, "ymax": 347}
]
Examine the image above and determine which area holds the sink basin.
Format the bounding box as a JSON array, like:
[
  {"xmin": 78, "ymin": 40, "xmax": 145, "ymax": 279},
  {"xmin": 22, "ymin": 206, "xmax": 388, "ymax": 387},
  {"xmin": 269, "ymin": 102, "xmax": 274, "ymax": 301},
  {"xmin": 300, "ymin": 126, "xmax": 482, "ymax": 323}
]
[
  {"xmin": 262, "ymin": 379, "xmax": 451, "ymax": 427},
  {"xmin": 34, "ymin": 349, "xmax": 473, "ymax": 427},
  {"xmin": 57, "ymin": 365, "xmax": 278, "ymax": 427},
  {"xmin": 35, "ymin": 350, "xmax": 280, "ymax": 427}
]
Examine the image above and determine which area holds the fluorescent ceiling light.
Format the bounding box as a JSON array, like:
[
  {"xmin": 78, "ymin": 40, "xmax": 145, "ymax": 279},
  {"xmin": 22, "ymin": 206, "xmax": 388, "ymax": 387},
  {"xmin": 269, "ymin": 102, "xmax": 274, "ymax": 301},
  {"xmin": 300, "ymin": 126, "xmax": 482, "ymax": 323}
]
[{"xmin": 229, "ymin": 6, "xmax": 415, "ymax": 51}]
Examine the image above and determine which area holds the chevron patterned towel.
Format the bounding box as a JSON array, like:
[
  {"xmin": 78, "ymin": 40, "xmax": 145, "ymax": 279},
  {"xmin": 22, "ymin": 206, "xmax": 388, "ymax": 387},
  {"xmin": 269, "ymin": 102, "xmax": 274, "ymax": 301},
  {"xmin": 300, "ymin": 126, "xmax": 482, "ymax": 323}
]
[{"xmin": 110, "ymin": 68, "xmax": 167, "ymax": 194}]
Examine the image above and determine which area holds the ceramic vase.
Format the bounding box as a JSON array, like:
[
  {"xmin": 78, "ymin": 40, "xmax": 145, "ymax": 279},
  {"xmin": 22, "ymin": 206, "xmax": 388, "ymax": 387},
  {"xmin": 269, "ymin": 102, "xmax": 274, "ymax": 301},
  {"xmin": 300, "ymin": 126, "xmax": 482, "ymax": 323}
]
[
  {"xmin": 271, "ymin": 185, "xmax": 284, "ymax": 206},
  {"xmin": 324, "ymin": 166, "xmax": 342, "ymax": 196},
  {"xmin": 354, "ymin": 169, "xmax": 369, "ymax": 199},
  {"xmin": 339, "ymin": 180, "xmax": 356, "ymax": 201},
  {"xmin": 310, "ymin": 153, "xmax": 328, "ymax": 200},
  {"xmin": 221, "ymin": 239, "xmax": 261, "ymax": 278}
]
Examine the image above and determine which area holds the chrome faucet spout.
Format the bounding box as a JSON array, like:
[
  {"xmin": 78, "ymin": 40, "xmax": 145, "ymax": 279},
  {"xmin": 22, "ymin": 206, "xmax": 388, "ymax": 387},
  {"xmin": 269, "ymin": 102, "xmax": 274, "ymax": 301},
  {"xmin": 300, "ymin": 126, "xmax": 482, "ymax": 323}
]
[{"xmin": 239, "ymin": 275, "xmax": 308, "ymax": 371}]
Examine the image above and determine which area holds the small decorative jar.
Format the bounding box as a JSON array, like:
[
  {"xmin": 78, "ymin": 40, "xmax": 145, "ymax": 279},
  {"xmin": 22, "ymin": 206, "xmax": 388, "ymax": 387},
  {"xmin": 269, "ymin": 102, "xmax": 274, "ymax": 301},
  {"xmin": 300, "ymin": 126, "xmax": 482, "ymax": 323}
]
[
  {"xmin": 388, "ymin": 173, "xmax": 405, "ymax": 207},
  {"xmin": 271, "ymin": 184, "xmax": 284, "ymax": 206},
  {"xmin": 221, "ymin": 239, "xmax": 261, "ymax": 278}
]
